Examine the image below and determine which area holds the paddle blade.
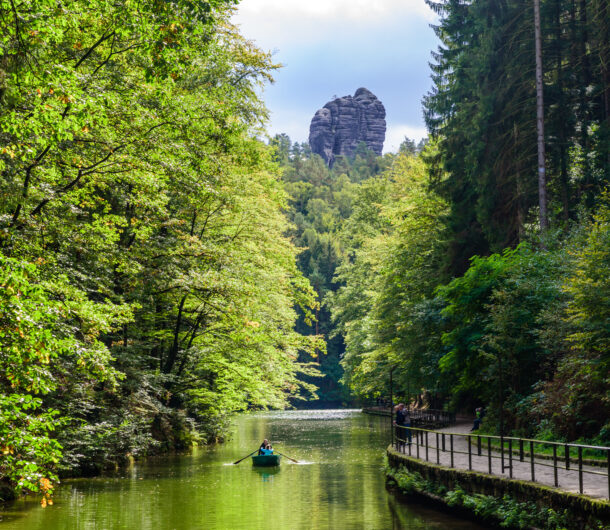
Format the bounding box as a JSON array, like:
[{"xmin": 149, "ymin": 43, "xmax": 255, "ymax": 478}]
[
  {"xmin": 233, "ymin": 449, "xmax": 257, "ymax": 464},
  {"xmin": 277, "ymin": 451, "xmax": 299, "ymax": 463}
]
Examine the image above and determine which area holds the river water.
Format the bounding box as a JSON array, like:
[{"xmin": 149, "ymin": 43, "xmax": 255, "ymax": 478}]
[{"xmin": 1, "ymin": 410, "xmax": 485, "ymax": 529}]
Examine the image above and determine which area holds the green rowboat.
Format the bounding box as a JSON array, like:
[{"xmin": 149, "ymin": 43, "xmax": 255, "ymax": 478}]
[{"xmin": 252, "ymin": 454, "xmax": 281, "ymax": 467}]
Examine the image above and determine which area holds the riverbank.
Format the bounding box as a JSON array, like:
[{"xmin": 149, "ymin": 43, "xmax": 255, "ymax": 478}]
[
  {"xmin": 0, "ymin": 484, "xmax": 15, "ymax": 504},
  {"xmin": 387, "ymin": 445, "xmax": 610, "ymax": 529}
]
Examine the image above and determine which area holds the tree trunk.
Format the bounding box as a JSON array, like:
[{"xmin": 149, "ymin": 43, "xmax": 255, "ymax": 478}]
[
  {"xmin": 534, "ymin": 0, "xmax": 548, "ymax": 232},
  {"xmin": 163, "ymin": 295, "xmax": 187, "ymax": 374},
  {"xmin": 578, "ymin": 0, "xmax": 593, "ymax": 207},
  {"xmin": 598, "ymin": 0, "xmax": 610, "ymax": 172},
  {"xmin": 555, "ymin": 0, "xmax": 570, "ymax": 221}
]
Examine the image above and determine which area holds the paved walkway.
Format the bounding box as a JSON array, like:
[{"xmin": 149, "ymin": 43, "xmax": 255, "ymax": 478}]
[{"xmin": 393, "ymin": 420, "xmax": 609, "ymax": 500}]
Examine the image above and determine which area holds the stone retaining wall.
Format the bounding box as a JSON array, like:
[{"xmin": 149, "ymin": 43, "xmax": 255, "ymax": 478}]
[{"xmin": 387, "ymin": 445, "xmax": 610, "ymax": 528}]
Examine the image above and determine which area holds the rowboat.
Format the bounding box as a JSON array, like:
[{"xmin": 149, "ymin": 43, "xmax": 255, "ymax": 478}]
[{"xmin": 252, "ymin": 454, "xmax": 281, "ymax": 467}]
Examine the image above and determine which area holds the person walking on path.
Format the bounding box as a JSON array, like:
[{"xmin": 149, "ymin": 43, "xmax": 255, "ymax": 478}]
[
  {"xmin": 471, "ymin": 407, "xmax": 484, "ymax": 431},
  {"xmin": 403, "ymin": 406, "xmax": 412, "ymax": 445},
  {"xmin": 394, "ymin": 403, "xmax": 411, "ymax": 446}
]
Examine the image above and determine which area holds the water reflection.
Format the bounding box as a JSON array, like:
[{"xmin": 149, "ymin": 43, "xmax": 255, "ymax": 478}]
[
  {"xmin": 1, "ymin": 410, "xmax": 486, "ymax": 529},
  {"xmin": 252, "ymin": 466, "xmax": 280, "ymax": 482}
]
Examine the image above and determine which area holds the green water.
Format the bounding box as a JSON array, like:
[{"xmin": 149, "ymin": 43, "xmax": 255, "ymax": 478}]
[{"xmin": 0, "ymin": 410, "xmax": 486, "ymax": 529}]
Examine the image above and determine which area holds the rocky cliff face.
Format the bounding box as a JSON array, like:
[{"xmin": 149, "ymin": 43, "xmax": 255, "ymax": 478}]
[{"xmin": 308, "ymin": 88, "xmax": 386, "ymax": 166}]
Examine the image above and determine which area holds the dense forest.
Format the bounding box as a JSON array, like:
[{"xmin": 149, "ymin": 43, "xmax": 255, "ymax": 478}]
[
  {"xmin": 272, "ymin": 136, "xmax": 425, "ymax": 404},
  {"xmin": 272, "ymin": 136, "xmax": 403, "ymax": 403},
  {"xmin": 1, "ymin": 0, "xmax": 609, "ymax": 507},
  {"xmin": 0, "ymin": 0, "xmax": 323, "ymax": 502},
  {"xmin": 329, "ymin": 0, "xmax": 610, "ymax": 446}
]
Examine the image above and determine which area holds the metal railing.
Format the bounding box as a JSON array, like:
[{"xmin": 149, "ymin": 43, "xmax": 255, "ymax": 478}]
[
  {"xmin": 392, "ymin": 425, "xmax": 610, "ymax": 499},
  {"xmin": 409, "ymin": 409, "xmax": 455, "ymax": 428},
  {"xmin": 363, "ymin": 403, "xmax": 455, "ymax": 427}
]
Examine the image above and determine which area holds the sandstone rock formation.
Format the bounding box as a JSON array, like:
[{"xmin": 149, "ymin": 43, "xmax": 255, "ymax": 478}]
[{"xmin": 308, "ymin": 88, "xmax": 386, "ymax": 166}]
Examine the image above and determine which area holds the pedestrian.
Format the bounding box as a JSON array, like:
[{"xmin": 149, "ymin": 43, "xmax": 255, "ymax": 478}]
[
  {"xmin": 471, "ymin": 407, "xmax": 483, "ymax": 431},
  {"xmin": 403, "ymin": 406, "xmax": 412, "ymax": 445},
  {"xmin": 394, "ymin": 403, "xmax": 409, "ymax": 447}
]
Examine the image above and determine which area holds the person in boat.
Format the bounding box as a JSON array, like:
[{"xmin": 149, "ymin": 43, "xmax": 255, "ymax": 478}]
[{"xmin": 258, "ymin": 439, "xmax": 274, "ymax": 455}]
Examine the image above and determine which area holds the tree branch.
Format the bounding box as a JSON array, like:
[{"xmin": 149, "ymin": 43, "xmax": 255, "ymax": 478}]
[{"xmin": 75, "ymin": 31, "xmax": 116, "ymax": 70}]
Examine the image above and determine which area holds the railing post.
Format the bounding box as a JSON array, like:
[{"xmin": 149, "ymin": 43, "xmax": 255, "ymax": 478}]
[
  {"xmin": 607, "ymin": 449, "xmax": 609, "ymax": 499},
  {"xmin": 501, "ymin": 435, "xmax": 505, "ymax": 473},
  {"xmin": 425, "ymin": 431, "xmax": 429, "ymax": 461},
  {"xmin": 519, "ymin": 439, "xmax": 524, "ymax": 462},
  {"xmin": 488, "ymin": 437, "xmax": 492, "ymax": 474},
  {"xmin": 390, "ymin": 402, "xmax": 394, "ymax": 450},
  {"xmin": 442, "ymin": 433, "xmax": 445, "ymax": 452},
  {"xmin": 416, "ymin": 430, "xmax": 420, "ymax": 459},
  {"xmin": 578, "ymin": 446, "xmax": 583, "ymax": 494},
  {"xmin": 450, "ymin": 434, "xmax": 454, "ymax": 468},
  {"xmin": 553, "ymin": 445, "xmax": 558, "ymax": 487},
  {"xmin": 436, "ymin": 432, "xmax": 440, "ymax": 464},
  {"xmin": 468, "ymin": 436, "xmax": 472, "ymax": 470},
  {"xmin": 530, "ymin": 441, "xmax": 535, "ymax": 482},
  {"xmin": 508, "ymin": 439, "xmax": 513, "ymax": 478},
  {"xmin": 477, "ymin": 435, "xmax": 482, "ymax": 456},
  {"xmin": 565, "ymin": 444, "xmax": 570, "ymax": 470}
]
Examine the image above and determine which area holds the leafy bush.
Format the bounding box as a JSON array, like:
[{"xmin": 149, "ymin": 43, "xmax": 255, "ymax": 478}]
[{"xmin": 0, "ymin": 257, "xmax": 127, "ymax": 498}]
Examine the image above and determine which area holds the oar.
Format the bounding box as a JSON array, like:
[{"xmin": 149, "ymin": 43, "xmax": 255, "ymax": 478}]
[
  {"xmin": 276, "ymin": 451, "xmax": 299, "ymax": 463},
  {"xmin": 233, "ymin": 449, "xmax": 258, "ymax": 465}
]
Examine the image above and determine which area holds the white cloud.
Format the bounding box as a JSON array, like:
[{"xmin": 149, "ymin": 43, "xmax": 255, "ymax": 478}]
[
  {"xmin": 236, "ymin": 0, "xmax": 435, "ymax": 22},
  {"xmin": 233, "ymin": 0, "xmax": 436, "ymax": 49},
  {"xmin": 384, "ymin": 124, "xmax": 428, "ymax": 153}
]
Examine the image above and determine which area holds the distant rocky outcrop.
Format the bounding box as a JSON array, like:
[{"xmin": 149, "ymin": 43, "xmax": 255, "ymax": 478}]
[{"xmin": 308, "ymin": 88, "xmax": 386, "ymax": 167}]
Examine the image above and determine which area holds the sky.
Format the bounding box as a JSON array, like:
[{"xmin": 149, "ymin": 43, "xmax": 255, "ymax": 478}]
[{"xmin": 232, "ymin": 0, "xmax": 440, "ymax": 153}]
